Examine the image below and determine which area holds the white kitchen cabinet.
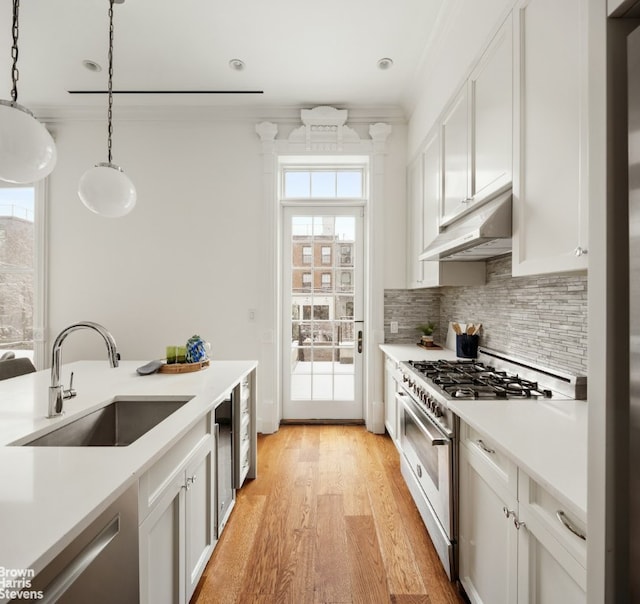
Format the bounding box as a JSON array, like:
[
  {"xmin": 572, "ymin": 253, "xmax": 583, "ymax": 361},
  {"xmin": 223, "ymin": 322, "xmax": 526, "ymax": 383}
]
[
  {"xmin": 470, "ymin": 13, "xmax": 513, "ymax": 204},
  {"xmin": 458, "ymin": 421, "xmax": 586, "ymax": 604},
  {"xmin": 185, "ymin": 444, "xmax": 215, "ymax": 599},
  {"xmin": 441, "ymin": 85, "xmax": 470, "ymax": 224},
  {"xmin": 459, "ymin": 427, "xmax": 518, "ymax": 604},
  {"xmin": 407, "ymin": 155, "xmax": 425, "ymax": 288},
  {"xmin": 384, "ymin": 356, "xmax": 400, "ymax": 443},
  {"xmin": 517, "ymin": 471, "xmax": 587, "ymax": 603},
  {"xmin": 512, "ymin": 0, "xmax": 589, "ymax": 275},
  {"xmin": 234, "ymin": 373, "xmax": 256, "ymax": 487},
  {"xmin": 421, "ymin": 128, "xmax": 486, "ymax": 287},
  {"xmin": 439, "ymin": 14, "xmax": 513, "ymax": 228},
  {"xmin": 139, "ymin": 415, "xmax": 215, "ymax": 604}
]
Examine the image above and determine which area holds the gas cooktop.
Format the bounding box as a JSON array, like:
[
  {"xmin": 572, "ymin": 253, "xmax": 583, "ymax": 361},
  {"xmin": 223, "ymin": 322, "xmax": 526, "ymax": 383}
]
[
  {"xmin": 405, "ymin": 359, "xmax": 555, "ymax": 400},
  {"xmin": 401, "ymin": 349, "xmax": 587, "ymax": 403}
]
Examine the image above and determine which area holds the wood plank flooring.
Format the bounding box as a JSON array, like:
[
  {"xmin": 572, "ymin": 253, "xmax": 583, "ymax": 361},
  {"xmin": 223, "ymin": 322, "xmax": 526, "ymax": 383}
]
[{"xmin": 192, "ymin": 425, "xmax": 466, "ymax": 604}]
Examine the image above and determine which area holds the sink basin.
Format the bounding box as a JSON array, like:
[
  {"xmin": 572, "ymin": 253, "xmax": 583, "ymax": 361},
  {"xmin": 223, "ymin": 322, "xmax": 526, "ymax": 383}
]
[{"xmin": 22, "ymin": 397, "xmax": 194, "ymax": 447}]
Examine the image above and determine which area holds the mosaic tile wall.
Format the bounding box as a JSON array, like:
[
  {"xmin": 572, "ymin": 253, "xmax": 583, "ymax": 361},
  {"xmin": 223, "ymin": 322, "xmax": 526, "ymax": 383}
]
[
  {"xmin": 383, "ymin": 289, "xmax": 441, "ymax": 344},
  {"xmin": 384, "ymin": 255, "xmax": 588, "ymax": 376}
]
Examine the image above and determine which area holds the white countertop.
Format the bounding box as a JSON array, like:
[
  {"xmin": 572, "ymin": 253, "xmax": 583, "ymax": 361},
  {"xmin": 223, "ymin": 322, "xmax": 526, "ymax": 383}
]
[
  {"xmin": 0, "ymin": 359, "xmax": 257, "ymax": 576},
  {"xmin": 380, "ymin": 343, "xmax": 587, "ymax": 517}
]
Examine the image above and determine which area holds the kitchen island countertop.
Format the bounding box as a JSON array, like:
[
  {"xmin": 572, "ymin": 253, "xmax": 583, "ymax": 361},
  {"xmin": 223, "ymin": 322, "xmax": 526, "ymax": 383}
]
[
  {"xmin": 0, "ymin": 359, "xmax": 257, "ymax": 578},
  {"xmin": 380, "ymin": 343, "xmax": 587, "ymax": 519}
]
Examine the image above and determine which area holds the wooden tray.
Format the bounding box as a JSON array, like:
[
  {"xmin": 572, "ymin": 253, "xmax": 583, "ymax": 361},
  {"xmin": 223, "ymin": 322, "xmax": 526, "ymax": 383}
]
[
  {"xmin": 416, "ymin": 342, "xmax": 443, "ymax": 350},
  {"xmin": 159, "ymin": 359, "xmax": 210, "ymax": 374}
]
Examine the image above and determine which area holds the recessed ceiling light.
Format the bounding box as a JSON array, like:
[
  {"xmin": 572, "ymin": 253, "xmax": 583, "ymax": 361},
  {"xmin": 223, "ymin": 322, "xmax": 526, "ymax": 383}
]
[
  {"xmin": 82, "ymin": 59, "xmax": 102, "ymax": 73},
  {"xmin": 377, "ymin": 57, "xmax": 394, "ymax": 70},
  {"xmin": 229, "ymin": 59, "xmax": 246, "ymax": 71}
]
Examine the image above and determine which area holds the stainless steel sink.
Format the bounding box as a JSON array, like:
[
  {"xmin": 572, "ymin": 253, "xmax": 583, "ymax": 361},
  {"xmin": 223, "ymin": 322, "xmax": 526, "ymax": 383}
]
[{"xmin": 23, "ymin": 397, "xmax": 193, "ymax": 447}]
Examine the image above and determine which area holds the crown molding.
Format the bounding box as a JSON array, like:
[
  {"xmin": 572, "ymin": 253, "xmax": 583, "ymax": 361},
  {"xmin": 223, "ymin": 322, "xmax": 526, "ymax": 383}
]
[{"xmin": 32, "ymin": 103, "xmax": 408, "ymax": 125}]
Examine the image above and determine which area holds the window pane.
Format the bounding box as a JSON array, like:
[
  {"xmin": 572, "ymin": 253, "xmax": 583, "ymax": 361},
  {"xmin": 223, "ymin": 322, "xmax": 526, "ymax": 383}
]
[
  {"xmin": 334, "ymin": 217, "xmax": 355, "ymax": 241},
  {"xmin": 0, "ymin": 187, "xmax": 35, "ymax": 357},
  {"xmin": 285, "ymin": 171, "xmax": 310, "ymax": 197},
  {"xmin": 311, "ymin": 172, "xmax": 336, "ymax": 198},
  {"xmin": 337, "ymin": 171, "xmax": 362, "ymax": 197}
]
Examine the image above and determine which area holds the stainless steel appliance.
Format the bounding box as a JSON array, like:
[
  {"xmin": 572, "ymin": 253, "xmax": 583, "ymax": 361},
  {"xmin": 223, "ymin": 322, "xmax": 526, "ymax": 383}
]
[
  {"xmin": 14, "ymin": 483, "xmax": 139, "ymax": 603},
  {"xmin": 397, "ymin": 348, "xmax": 586, "ymax": 580},
  {"xmin": 215, "ymin": 396, "xmax": 235, "ymax": 538},
  {"xmin": 629, "ymin": 21, "xmax": 640, "ymax": 601}
]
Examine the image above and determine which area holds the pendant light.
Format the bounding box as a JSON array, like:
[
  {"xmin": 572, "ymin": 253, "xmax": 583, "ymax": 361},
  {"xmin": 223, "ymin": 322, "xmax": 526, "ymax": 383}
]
[
  {"xmin": 78, "ymin": 0, "xmax": 136, "ymax": 218},
  {"xmin": 0, "ymin": 0, "xmax": 57, "ymax": 184}
]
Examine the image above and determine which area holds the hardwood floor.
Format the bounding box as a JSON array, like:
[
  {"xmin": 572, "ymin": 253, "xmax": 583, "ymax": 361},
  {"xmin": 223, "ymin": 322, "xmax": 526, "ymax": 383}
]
[{"xmin": 193, "ymin": 425, "xmax": 465, "ymax": 604}]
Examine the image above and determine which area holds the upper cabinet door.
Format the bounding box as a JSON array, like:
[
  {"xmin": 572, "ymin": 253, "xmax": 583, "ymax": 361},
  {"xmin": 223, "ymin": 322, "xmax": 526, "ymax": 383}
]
[
  {"xmin": 470, "ymin": 14, "xmax": 513, "ymax": 203},
  {"xmin": 441, "ymin": 86, "xmax": 470, "ymax": 225},
  {"xmin": 512, "ymin": 0, "xmax": 589, "ymax": 276},
  {"xmin": 406, "ymin": 156, "xmax": 425, "ymax": 288}
]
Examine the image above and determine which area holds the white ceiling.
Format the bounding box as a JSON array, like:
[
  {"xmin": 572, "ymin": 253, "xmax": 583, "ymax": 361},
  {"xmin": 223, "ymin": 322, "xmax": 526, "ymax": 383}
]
[{"xmin": 0, "ymin": 0, "xmax": 446, "ymax": 114}]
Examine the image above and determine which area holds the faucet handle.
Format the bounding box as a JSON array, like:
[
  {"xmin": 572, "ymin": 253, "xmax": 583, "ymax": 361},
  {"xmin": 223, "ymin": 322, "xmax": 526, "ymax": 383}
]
[{"xmin": 64, "ymin": 371, "xmax": 77, "ymax": 400}]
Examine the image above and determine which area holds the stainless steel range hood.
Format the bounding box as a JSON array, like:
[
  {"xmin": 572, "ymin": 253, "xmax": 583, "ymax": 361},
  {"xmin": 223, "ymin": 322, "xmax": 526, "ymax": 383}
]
[{"xmin": 419, "ymin": 189, "xmax": 512, "ymax": 262}]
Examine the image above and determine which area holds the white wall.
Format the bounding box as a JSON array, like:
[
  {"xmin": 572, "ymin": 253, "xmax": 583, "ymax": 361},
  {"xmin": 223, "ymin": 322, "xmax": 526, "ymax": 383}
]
[
  {"xmin": 407, "ymin": 0, "xmax": 513, "ymax": 157},
  {"xmin": 44, "ymin": 110, "xmax": 407, "ymax": 428}
]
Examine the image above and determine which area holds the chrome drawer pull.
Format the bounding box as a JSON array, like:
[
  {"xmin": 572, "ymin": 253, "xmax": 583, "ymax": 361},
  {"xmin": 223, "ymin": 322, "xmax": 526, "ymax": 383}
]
[
  {"xmin": 477, "ymin": 439, "xmax": 495, "ymax": 454},
  {"xmin": 514, "ymin": 518, "xmax": 526, "ymax": 530},
  {"xmin": 502, "ymin": 506, "xmax": 515, "ymax": 519},
  {"xmin": 556, "ymin": 510, "xmax": 586, "ymax": 541}
]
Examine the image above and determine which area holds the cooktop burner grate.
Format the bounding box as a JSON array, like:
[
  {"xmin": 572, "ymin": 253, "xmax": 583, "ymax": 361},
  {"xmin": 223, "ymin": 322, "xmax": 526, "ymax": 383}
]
[{"xmin": 407, "ymin": 359, "xmax": 554, "ymax": 400}]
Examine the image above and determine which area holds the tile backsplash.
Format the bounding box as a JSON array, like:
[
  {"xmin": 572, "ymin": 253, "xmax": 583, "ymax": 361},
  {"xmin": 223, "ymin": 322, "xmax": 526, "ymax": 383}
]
[
  {"xmin": 385, "ymin": 255, "xmax": 588, "ymax": 376},
  {"xmin": 384, "ymin": 289, "xmax": 440, "ymax": 344}
]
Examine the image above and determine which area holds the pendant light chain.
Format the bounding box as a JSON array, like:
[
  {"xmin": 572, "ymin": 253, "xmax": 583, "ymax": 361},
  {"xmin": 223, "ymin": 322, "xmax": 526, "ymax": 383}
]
[
  {"xmin": 107, "ymin": 0, "xmax": 115, "ymax": 164},
  {"xmin": 10, "ymin": 0, "xmax": 20, "ymax": 103}
]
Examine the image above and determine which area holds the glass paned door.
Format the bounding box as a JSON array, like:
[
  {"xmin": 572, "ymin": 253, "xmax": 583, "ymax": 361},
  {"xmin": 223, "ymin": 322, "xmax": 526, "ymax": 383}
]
[{"xmin": 283, "ymin": 207, "xmax": 363, "ymax": 420}]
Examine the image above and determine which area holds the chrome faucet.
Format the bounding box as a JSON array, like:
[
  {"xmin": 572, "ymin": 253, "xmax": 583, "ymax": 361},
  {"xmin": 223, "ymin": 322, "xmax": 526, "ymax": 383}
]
[{"xmin": 48, "ymin": 321, "xmax": 119, "ymax": 418}]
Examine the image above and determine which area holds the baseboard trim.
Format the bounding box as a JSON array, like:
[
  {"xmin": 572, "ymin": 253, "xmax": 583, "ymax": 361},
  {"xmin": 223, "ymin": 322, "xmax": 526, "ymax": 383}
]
[{"xmin": 279, "ymin": 419, "xmax": 365, "ymax": 426}]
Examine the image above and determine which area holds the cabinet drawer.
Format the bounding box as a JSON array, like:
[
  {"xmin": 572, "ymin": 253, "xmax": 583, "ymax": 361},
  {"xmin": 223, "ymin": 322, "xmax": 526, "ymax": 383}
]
[
  {"xmin": 518, "ymin": 471, "xmax": 587, "ymax": 568},
  {"xmin": 460, "ymin": 422, "xmax": 517, "ymax": 498},
  {"xmin": 139, "ymin": 413, "xmax": 213, "ymax": 521}
]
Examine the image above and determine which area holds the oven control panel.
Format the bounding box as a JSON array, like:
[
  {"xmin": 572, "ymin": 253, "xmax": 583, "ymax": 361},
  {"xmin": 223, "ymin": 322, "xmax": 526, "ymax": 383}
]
[{"xmin": 400, "ymin": 372, "xmax": 452, "ymax": 435}]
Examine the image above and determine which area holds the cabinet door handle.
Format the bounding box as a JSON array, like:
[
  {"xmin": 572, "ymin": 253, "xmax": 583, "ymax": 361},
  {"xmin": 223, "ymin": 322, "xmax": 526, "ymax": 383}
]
[
  {"xmin": 514, "ymin": 518, "xmax": 526, "ymax": 530},
  {"xmin": 574, "ymin": 246, "xmax": 588, "ymax": 257},
  {"xmin": 556, "ymin": 510, "xmax": 586, "ymax": 541},
  {"xmin": 416, "ymin": 463, "xmax": 423, "ymax": 478},
  {"xmin": 476, "ymin": 439, "xmax": 495, "ymax": 454},
  {"xmin": 502, "ymin": 506, "xmax": 515, "ymax": 519}
]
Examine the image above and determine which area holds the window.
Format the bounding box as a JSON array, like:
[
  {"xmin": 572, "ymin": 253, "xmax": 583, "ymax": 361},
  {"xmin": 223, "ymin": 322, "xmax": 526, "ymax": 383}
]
[
  {"xmin": 302, "ymin": 246, "xmax": 312, "ymax": 264},
  {"xmin": 283, "ymin": 169, "xmax": 364, "ymax": 199},
  {"xmin": 340, "ymin": 245, "xmax": 352, "ymax": 266},
  {"xmin": 321, "ymin": 246, "xmax": 331, "ymax": 264},
  {"xmin": 0, "ymin": 186, "xmax": 37, "ymax": 362},
  {"xmin": 302, "ymin": 273, "xmax": 312, "ymax": 288},
  {"xmin": 321, "ymin": 273, "xmax": 331, "ymax": 289}
]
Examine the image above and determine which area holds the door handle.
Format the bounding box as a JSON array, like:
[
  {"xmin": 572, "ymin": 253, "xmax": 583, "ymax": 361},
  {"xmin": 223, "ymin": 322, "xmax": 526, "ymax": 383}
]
[{"xmin": 354, "ymin": 320, "xmax": 364, "ymax": 354}]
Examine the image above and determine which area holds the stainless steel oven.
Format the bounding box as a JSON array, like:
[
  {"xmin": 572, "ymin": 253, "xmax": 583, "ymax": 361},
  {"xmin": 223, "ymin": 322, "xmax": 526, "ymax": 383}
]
[
  {"xmin": 395, "ymin": 348, "xmax": 586, "ymax": 582},
  {"xmin": 397, "ymin": 387, "xmax": 457, "ymax": 579}
]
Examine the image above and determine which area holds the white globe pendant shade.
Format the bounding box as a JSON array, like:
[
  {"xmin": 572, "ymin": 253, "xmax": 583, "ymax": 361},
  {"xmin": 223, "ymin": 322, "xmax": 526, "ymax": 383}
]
[
  {"xmin": 0, "ymin": 100, "xmax": 57, "ymax": 184},
  {"xmin": 78, "ymin": 162, "xmax": 136, "ymax": 218}
]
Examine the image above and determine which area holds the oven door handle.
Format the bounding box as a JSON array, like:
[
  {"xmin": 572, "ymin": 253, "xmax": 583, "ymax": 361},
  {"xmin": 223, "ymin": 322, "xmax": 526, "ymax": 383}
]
[{"xmin": 398, "ymin": 392, "xmax": 449, "ymax": 446}]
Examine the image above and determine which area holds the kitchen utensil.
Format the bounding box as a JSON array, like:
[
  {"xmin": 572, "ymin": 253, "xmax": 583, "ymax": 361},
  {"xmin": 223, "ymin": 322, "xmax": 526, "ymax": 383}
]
[
  {"xmin": 467, "ymin": 323, "xmax": 475, "ymax": 335},
  {"xmin": 452, "ymin": 322, "xmax": 462, "ymax": 335},
  {"xmin": 473, "ymin": 323, "xmax": 482, "ymax": 335}
]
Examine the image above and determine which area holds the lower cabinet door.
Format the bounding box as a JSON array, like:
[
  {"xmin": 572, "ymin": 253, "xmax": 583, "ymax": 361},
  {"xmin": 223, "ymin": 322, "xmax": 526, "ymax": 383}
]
[
  {"xmin": 185, "ymin": 443, "xmax": 215, "ymax": 600},
  {"xmin": 516, "ymin": 521, "xmax": 586, "ymax": 604},
  {"xmin": 458, "ymin": 444, "xmax": 518, "ymax": 604},
  {"xmin": 139, "ymin": 476, "xmax": 186, "ymax": 604}
]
